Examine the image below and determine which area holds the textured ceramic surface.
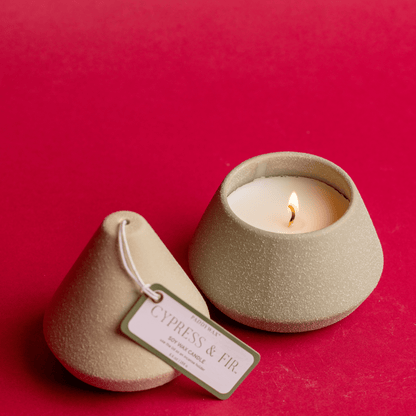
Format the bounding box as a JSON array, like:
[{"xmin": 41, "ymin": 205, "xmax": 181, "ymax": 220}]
[
  {"xmin": 189, "ymin": 152, "xmax": 383, "ymax": 332},
  {"xmin": 44, "ymin": 211, "xmax": 209, "ymax": 391}
]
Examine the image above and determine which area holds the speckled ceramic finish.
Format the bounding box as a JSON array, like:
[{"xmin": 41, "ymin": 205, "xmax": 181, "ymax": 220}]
[
  {"xmin": 44, "ymin": 211, "xmax": 209, "ymax": 391},
  {"xmin": 189, "ymin": 152, "xmax": 383, "ymax": 332}
]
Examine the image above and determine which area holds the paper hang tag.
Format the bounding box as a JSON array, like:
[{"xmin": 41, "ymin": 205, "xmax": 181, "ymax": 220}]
[{"xmin": 121, "ymin": 284, "xmax": 260, "ymax": 400}]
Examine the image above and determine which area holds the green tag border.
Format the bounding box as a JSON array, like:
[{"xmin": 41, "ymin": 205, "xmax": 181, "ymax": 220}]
[{"xmin": 121, "ymin": 283, "xmax": 260, "ymax": 400}]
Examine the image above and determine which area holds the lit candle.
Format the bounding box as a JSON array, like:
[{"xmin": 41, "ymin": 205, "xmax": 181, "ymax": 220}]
[
  {"xmin": 227, "ymin": 176, "xmax": 349, "ymax": 234},
  {"xmin": 190, "ymin": 152, "xmax": 384, "ymax": 333}
]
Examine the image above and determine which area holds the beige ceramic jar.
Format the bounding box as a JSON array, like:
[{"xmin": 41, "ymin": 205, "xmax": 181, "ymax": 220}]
[{"xmin": 189, "ymin": 152, "xmax": 383, "ymax": 332}]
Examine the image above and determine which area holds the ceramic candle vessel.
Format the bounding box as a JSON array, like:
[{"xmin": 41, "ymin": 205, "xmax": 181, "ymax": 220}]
[
  {"xmin": 44, "ymin": 211, "xmax": 209, "ymax": 391},
  {"xmin": 189, "ymin": 152, "xmax": 384, "ymax": 332}
]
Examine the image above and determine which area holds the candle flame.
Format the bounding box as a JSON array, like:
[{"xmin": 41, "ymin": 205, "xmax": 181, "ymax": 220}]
[
  {"xmin": 288, "ymin": 191, "xmax": 299, "ymax": 212},
  {"xmin": 287, "ymin": 192, "xmax": 299, "ymax": 227}
]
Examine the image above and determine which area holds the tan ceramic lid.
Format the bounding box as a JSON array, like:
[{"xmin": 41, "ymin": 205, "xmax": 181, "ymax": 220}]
[{"xmin": 44, "ymin": 211, "xmax": 209, "ymax": 391}]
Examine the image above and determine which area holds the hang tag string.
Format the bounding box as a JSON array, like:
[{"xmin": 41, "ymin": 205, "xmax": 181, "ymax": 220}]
[{"xmin": 118, "ymin": 219, "xmax": 161, "ymax": 302}]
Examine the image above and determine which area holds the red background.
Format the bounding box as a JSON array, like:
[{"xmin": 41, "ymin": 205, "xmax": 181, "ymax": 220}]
[{"xmin": 0, "ymin": 0, "xmax": 415, "ymax": 414}]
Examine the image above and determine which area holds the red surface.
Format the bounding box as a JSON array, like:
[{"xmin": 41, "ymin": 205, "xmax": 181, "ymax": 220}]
[{"xmin": 0, "ymin": 0, "xmax": 415, "ymax": 414}]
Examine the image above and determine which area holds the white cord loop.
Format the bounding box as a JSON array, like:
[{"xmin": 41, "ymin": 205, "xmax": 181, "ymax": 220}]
[{"xmin": 118, "ymin": 219, "xmax": 161, "ymax": 302}]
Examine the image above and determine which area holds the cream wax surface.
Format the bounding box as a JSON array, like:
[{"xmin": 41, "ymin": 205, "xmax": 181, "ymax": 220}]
[{"xmin": 227, "ymin": 176, "xmax": 349, "ymax": 234}]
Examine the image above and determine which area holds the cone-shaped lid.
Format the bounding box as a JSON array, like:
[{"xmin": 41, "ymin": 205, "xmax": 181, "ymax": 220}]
[{"xmin": 44, "ymin": 211, "xmax": 209, "ymax": 391}]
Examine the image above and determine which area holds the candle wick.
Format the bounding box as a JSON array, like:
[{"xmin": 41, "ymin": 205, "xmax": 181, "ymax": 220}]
[{"xmin": 288, "ymin": 205, "xmax": 296, "ymax": 227}]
